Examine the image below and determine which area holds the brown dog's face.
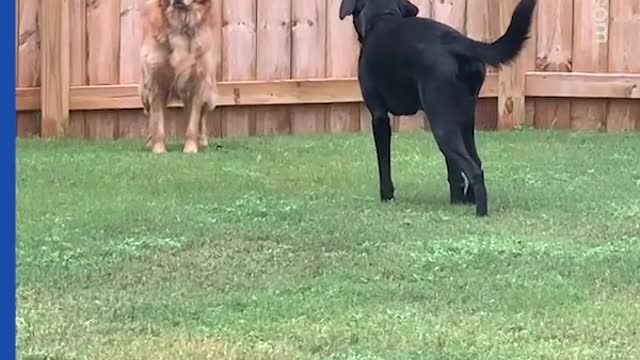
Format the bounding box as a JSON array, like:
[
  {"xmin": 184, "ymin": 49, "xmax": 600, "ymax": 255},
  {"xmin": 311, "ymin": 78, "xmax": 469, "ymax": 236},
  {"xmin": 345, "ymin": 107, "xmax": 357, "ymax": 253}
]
[{"xmin": 163, "ymin": 0, "xmax": 212, "ymax": 26}]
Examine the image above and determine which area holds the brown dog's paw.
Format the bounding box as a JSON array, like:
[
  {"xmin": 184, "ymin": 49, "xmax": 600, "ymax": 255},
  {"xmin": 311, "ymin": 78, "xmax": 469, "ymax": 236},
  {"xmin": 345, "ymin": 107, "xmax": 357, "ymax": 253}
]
[
  {"xmin": 199, "ymin": 136, "xmax": 209, "ymax": 148},
  {"xmin": 152, "ymin": 142, "xmax": 167, "ymax": 154},
  {"xmin": 183, "ymin": 140, "xmax": 199, "ymax": 154}
]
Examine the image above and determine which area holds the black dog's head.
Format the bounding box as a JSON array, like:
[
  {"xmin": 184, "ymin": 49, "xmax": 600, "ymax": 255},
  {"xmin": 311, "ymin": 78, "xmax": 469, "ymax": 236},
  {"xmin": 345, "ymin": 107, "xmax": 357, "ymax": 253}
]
[{"xmin": 339, "ymin": 0, "xmax": 419, "ymax": 42}]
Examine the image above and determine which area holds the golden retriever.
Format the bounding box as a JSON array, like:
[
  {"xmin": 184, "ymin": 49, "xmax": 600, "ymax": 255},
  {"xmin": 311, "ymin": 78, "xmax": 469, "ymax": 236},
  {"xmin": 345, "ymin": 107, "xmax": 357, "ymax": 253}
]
[{"xmin": 139, "ymin": 0, "xmax": 218, "ymax": 153}]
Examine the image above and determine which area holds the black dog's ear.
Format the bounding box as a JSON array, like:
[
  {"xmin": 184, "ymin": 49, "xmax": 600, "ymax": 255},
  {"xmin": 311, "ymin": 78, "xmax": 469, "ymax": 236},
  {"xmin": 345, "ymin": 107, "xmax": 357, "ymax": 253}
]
[
  {"xmin": 339, "ymin": 0, "xmax": 358, "ymax": 19},
  {"xmin": 400, "ymin": 0, "xmax": 419, "ymax": 17}
]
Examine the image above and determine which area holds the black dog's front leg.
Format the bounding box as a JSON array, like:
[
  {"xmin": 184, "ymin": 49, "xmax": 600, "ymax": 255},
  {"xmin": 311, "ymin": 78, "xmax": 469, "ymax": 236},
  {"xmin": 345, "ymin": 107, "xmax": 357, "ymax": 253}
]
[{"xmin": 371, "ymin": 113, "xmax": 394, "ymax": 201}]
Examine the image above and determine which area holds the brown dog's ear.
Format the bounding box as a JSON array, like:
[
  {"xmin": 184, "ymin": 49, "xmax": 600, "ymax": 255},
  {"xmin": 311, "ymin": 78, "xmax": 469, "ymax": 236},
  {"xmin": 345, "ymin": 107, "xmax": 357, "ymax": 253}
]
[
  {"xmin": 400, "ymin": 0, "xmax": 419, "ymax": 17},
  {"xmin": 339, "ymin": 0, "xmax": 357, "ymax": 19}
]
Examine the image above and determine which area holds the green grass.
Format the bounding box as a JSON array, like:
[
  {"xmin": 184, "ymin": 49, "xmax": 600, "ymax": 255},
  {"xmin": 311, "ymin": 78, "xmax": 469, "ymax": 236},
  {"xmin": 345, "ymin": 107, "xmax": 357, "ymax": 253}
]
[{"xmin": 17, "ymin": 130, "xmax": 640, "ymax": 360}]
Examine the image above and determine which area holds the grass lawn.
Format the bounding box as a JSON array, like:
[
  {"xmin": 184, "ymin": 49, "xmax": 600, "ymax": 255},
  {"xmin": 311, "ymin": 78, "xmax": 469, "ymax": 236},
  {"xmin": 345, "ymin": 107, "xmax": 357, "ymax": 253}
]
[{"xmin": 17, "ymin": 130, "xmax": 640, "ymax": 360}]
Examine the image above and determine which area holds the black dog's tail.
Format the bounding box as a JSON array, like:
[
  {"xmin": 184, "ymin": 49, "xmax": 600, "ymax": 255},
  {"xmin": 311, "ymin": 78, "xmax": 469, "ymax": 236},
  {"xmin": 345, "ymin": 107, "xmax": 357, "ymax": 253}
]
[{"xmin": 452, "ymin": 0, "xmax": 536, "ymax": 66}]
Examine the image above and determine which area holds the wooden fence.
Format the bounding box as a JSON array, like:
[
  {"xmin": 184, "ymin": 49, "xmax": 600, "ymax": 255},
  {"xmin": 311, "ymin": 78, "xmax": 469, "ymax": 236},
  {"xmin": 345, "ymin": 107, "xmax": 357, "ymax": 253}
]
[{"xmin": 16, "ymin": 0, "xmax": 640, "ymax": 139}]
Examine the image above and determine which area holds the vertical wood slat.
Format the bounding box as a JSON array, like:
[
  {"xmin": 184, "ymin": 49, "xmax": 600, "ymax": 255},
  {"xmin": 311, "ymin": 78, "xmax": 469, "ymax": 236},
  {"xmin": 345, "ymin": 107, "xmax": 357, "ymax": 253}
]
[
  {"xmin": 17, "ymin": 0, "xmax": 41, "ymax": 137},
  {"xmin": 497, "ymin": 0, "xmax": 527, "ymax": 129},
  {"xmin": 221, "ymin": 0, "xmax": 257, "ymax": 138},
  {"xmin": 433, "ymin": 0, "xmax": 467, "ymax": 32},
  {"xmin": 206, "ymin": 0, "xmax": 224, "ymax": 140},
  {"xmin": 291, "ymin": 0, "xmax": 326, "ymax": 134},
  {"xmin": 68, "ymin": 0, "xmax": 87, "ymax": 137},
  {"xmin": 606, "ymin": 0, "xmax": 640, "ymax": 131},
  {"xmin": 395, "ymin": 0, "xmax": 432, "ymax": 132},
  {"xmin": 523, "ymin": 1, "xmax": 538, "ymax": 127},
  {"xmin": 118, "ymin": 0, "xmax": 146, "ymax": 139},
  {"xmin": 571, "ymin": 0, "xmax": 609, "ymax": 131},
  {"xmin": 256, "ymin": 0, "xmax": 291, "ymax": 136},
  {"xmin": 40, "ymin": 0, "xmax": 69, "ymax": 137},
  {"xmin": 86, "ymin": 0, "xmax": 121, "ymax": 139},
  {"xmin": 326, "ymin": 0, "xmax": 360, "ymax": 133},
  {"xmin": 466, "ymin": 0, "xmax": 499, "ymax": 130},
  {"xmin": 534, "ymin": 0, "xmax": 573, "ymax": 130}
]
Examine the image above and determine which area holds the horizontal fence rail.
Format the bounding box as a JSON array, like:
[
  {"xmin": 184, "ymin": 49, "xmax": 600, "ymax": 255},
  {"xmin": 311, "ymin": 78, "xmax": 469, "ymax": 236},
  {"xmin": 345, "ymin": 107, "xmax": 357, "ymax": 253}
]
[
  {"xmin": 16, "ymin": 72, "xmax": 640, "ymax": 112},
  {"xmin": 16, "ymin": 0, "xmax": 640, "ymax": 138}
]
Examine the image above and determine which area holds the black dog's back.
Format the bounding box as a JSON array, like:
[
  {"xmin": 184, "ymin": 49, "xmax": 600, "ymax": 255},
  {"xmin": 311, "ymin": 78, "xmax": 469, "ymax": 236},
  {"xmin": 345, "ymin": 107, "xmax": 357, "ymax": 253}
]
[
  {"xmin": 358, "ymin": 17, "xmax": 484, "ymax": 116},
  {"xmin": 358, "ymin": 0, "xmax": 536, "ymax": 116},
  {"xmin": 362, "ymin": 0, "xmax": 535, "ymax": 66}
]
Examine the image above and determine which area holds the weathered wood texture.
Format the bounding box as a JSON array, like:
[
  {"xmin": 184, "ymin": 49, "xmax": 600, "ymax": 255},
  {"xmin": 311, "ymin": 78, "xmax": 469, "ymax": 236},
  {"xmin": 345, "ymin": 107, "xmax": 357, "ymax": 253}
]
[
  {"xmin": 16, "ymin": 0, "xmax": 640, "ymax": 138},
  {"xmin": 17, "ymin": 0, "xmax": 41, "ymax": 137},
  {"xmin": 534, "ymin": 0, "xmax": 573, "ymax": 130}
]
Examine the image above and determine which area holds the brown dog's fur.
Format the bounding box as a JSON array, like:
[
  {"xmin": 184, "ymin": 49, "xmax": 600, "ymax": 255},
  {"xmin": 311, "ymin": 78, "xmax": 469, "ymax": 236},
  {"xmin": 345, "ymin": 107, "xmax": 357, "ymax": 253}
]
[{"xmin": 140, "ymin": 0, "xmax": 218, "ymax": 153}]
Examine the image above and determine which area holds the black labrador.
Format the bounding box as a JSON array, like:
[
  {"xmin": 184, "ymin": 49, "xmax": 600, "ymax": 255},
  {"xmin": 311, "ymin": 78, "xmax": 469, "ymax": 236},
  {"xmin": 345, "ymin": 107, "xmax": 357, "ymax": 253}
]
[{"xmin": 339, "ymin": 0, "xmax": 536, "ymax": 216}]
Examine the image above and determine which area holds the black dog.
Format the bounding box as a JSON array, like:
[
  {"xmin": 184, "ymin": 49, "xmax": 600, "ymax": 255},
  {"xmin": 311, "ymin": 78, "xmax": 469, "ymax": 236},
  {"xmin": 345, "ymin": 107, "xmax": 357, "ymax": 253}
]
[{"xmin": 339, "ymin": 0, "xmax": 536, "ymax": 216}]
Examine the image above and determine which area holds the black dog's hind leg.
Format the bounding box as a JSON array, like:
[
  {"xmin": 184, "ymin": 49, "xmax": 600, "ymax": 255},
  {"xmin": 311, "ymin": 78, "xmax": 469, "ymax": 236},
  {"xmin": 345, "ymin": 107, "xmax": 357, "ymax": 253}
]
[
  {"xmin": 454, "ymin": 60, "xmax": 486, "ymax": 204},
  {"xmin": 435, "ymin": 102, "xmax": 477, "ymax": 206},
  {"xmin": 371, "ymin": 110, "xmax": 395, "ymax": 201},
  {"xmin": 460, "ymin": 121, "xmax": 482, "ymax": 203},
  {"xmin": 436, "ymin": 122, "xmax": 487, "ymax": 216},
  {"xmin": 446, "ymin": 157, "xmax": 470, "ymax": 204},
  {"xmin": 422, "ymin": 83, "xmax": 488, "ymax": 216}
]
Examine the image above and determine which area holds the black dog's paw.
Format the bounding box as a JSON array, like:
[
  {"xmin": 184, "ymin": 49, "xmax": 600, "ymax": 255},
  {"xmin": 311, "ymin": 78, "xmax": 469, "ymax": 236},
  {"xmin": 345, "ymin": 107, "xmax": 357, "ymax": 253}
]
[
  {"xmin": 381, "ymin": 193, "xmax": 395, "ymax": 202},
  {"xmin": 450, "ymin": 185, "xmax": 476, "ymax": 205},
  {"xmin": 463, "ymin": 187, "xmax": 476, "ymax": 204},
  {"xmin": 476, "ymin": 206, "xmax": 488, "ymax": 217},
  {"xmin": 450, "ymin": 193, "xmax": 466, "ymax": 205},
  {"xmin": 380, "ymin": 186, "xmax": 395, "ymax": 202}
]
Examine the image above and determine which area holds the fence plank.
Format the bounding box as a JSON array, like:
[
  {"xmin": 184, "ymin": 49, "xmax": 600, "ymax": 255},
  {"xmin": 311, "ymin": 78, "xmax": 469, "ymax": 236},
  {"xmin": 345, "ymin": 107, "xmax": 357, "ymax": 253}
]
[
  {"xmin": 571, "ymin": 0, "xmax": 609, "ymax": 131},
  {"xmin": 606, "ymin": 0, "xmax": 640, "ymax": 131},
  {"xmin": 326, "ymin": 0, "xmax": 360, "ymax": 133},
  {"xmin": 221, "ymin": 0, "xmax": 257, "ymax": 138},
  {"xmin": 433, "ymin": 0, "xmax": 467, "ymax": 32},
  {"xmin": 86, "ymin": 0, "xmax": 120, "ymax": 139},
  {"xmin": 534, "ymin": 0, "xmax": 574, "ymax": 129},
  {"xmin": 256, "ymin": 0, "xmax": 291, "ymax": 136},
  {"xmin": 118, "ymin": 0, "xmax": 146, "ymax": 139},
  {"xmin": 206, "ymin": 0, "xmax": 224, "ymax": 140},
  {"xmin": 497, "ymin": 0, "xmax": 527, "ymax": 129},
  {"xmin": 68, "ymin": 0, "xmax": 87, "ymax": 137},
  {"xmin": 466, "ymin": 0, "xmax": 499, "ymax": 129},
  {"xmin": 291, "ymin": 0, "xmax": 326, "ymax": 134},
  {"xmin": 523, "ymin": 1, "xmax": 538, "ymax": 127},
  {"xmin": 40, "ymin": 0, "xmax": 69, "ymax": 137},
  {"xmin": 16, "ymin": 0, "xmax": 40, "ymax": 137}
]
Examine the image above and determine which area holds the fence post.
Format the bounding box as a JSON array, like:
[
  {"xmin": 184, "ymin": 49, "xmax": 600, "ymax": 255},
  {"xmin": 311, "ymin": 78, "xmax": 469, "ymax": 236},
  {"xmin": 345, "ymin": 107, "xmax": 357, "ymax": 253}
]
[
  {"xmin": 40, "ymin": 0, "xmax": 70, "ymax": 137},
  {"xmin": 497, "ymin": 0, "xmax": 526, "ymax": 130}
]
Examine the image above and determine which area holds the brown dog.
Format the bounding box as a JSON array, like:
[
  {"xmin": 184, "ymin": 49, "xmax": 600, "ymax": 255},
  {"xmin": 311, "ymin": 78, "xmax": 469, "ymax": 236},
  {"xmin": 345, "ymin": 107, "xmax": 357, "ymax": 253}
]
[{"xmin": 140, "ymin": 0, "xmax": 218, "ymax": 153}]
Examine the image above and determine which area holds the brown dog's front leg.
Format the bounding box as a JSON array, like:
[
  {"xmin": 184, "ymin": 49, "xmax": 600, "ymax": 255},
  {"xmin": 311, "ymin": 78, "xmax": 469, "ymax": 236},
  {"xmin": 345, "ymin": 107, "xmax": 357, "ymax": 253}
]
[
  {"xmin": 183, "ymin": 98, "xmax": 204, "ymax": 153},
  {"xmin": 149, "ymin": 96, "xmax": 167, "ymax": 154},
  {"xmin": 199, "ymin": 104, "xmax": 209, "ymax": 148}
]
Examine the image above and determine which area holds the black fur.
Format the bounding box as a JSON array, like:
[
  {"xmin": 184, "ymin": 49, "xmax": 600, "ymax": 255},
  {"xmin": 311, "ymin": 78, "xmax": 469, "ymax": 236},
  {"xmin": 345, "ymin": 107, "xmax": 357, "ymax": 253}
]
[{"xmin": 339, "ymin": 0, "xmax": 536, "ymax": 216}]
